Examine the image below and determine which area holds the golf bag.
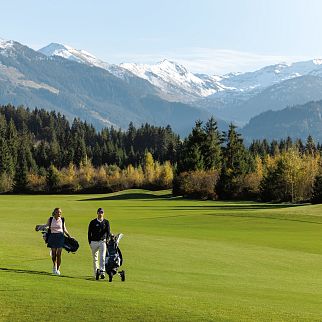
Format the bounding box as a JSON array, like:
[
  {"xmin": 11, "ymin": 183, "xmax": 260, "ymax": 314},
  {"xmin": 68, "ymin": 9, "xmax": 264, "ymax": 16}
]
[
  {"xmin": 105, "ymin": 233, "xmax": 125, "ymax": 282},
  {"xmin": 63, "ymin": 236, "xmax": 79, "ymax": 253},
  {"xmin": 35, "ymin": 223, "xmax": 79, "ymax": 253}
]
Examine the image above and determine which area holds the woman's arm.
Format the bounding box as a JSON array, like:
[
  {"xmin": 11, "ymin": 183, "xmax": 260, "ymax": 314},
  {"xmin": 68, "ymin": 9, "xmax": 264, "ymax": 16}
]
[{"xmin": 64, "ymin": 222, "xmax": 71, "ymax": 238}]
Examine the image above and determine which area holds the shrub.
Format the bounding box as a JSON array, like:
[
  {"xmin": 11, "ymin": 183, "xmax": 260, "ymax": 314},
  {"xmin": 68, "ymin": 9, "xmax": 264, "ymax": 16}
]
[
  {"xmin": 311, "ymin": 175, "xmax": 322, "ymax": 204},
  {"xmin": 173, "ymin": 170, "xmax": 219, "ymax": 200},
  {"xmin": 27, "ymin": 172, "xmax": 46, "ymax": 192},
  {"xmin": 0, "ymin": 173, "xmax": 14, "ymax": 193}
]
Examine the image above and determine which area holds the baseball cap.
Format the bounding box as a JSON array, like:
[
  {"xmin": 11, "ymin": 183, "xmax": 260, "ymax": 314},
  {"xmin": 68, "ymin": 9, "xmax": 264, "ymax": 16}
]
[{"xmin": 97, "ymin": 208, "xmax": 104, "ymax": 214}]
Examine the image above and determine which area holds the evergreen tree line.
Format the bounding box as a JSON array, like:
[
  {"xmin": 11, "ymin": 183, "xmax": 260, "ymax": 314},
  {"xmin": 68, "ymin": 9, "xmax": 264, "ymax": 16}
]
[
  {"xmin": 174, "ymin": 119, "xmax": 322, "ymax": 203},
  {"xmin": 1, "ymin": 104, "xmax": 322, "ymax": 203},
  {"xmin": 0, "ymin": 104, "xmax": 178, "ymax": 192}
]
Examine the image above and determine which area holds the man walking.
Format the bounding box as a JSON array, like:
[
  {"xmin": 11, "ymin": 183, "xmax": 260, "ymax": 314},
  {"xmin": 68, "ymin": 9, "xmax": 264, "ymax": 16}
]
[{"xmin": 88, "ymin": 208, "xmax": 111, "ymax": 280}]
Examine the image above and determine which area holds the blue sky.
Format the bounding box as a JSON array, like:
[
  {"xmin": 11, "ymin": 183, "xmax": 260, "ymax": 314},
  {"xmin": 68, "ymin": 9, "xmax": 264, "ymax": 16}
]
[{"xmin": 1, "ymin": 0, "xmax": 321, "ymax": 74}]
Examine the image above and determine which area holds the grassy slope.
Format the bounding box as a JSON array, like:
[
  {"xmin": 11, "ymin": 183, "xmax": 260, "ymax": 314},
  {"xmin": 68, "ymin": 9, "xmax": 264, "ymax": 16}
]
[{"xmin": 1, "ymin": 190, "xmax": 322, "ymax": 321}]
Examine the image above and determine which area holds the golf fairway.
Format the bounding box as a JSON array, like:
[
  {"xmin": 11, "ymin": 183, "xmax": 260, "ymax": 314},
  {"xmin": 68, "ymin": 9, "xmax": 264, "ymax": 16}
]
[{"xmin": 1, "ymin": 190, "xmax": 322, "ymax": 321}]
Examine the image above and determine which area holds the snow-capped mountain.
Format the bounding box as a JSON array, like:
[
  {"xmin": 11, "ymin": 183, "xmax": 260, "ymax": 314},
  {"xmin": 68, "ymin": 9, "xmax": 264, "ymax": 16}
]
[
  {"xmin": 120, "ymin": 59, "xmax": 224, "ymax": 101},
  {"xmin": 213, "ymin": 75, "xmax": 322, "ymax": 125},
  {"xmin": 39, "ymin": 43, "xmax": 111, "ymax": 70},
  {"xmin": 0, "ymin": 38, "xmax": 13, "ymax": 49},
  {"xmin": 0, "ymin": 38, "xmax": 212, "ymax": 136},
  {"xmin": 120, "ymin": 58, "xmax": 322, "ymax": 100},
  {"xmin": 218, "ymin": 59, "xmax": 322, "ymax": 93},
  {"xmin": 38, "ymin": 42, "xmax": 322, "ymax": 102},
  {"xmin": 0, "ymin": 38, "xmax": 16, "ymax": 57},
  {"xmin": 39, "ymin": 43, "xmax": 225, "ymax": 102},
  {"xmin": 4, "ymin": 37, "xmax": 322, "ymax": 139},
  {"xmin": 117, "ymin": 57, "xmax": 322, "ymax": 104},
  {"xmin": 39, "ymin": 43, "xmax": 152, "ymax": 89},
  {"xmin": 199, "ymin": 59, "xmax": 322, "ymax": 125}
]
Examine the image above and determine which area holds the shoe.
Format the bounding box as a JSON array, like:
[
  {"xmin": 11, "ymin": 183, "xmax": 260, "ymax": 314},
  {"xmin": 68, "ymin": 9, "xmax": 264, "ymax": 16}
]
[
  {"xmin": 96, "ymin": 269, "xmax": 100, "ymax": 280},
  {"xmin": 56, "ymin": 270, "xmax": 61, "ymax": 276},
  {"xmin": 52, "ymin": 267, "xmax": 57, "ymax": 274},
  {"xmin": 100, "ymin": 271, "xmax": 105, "ymax": 279}
]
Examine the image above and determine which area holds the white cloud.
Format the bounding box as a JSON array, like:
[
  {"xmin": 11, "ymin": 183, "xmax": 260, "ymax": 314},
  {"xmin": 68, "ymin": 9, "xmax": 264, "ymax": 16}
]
[{"xmin": 107, "ymin": 48, "xmax": 311, "ymax": 75}]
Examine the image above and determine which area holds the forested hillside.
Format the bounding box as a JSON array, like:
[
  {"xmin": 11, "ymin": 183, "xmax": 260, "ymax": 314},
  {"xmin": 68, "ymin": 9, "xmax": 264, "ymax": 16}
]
[
  {"xmin": 0, "ymin": 104, "xmax": 179, "ymax": 192},
  {"xmin": 1, "ymin": 104, "xmax": 322, "ymax": 204},
  {"xmin": 242, "ymin": 100, "xmax": 322, "ymax": 141}
]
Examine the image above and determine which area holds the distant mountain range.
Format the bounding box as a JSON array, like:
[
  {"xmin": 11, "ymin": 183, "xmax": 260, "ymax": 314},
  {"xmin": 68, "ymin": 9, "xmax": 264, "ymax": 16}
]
[
  {"xmin": 38, "ymin": 42, "xmax": 322, "ymax": 126},
  {"xmin": 242, "ymin": 100, "xmax": 322, "ymax": 142},
  {"xmin": 209, "ymin": 75, "xmax": 322, "ymax": 125},
  {"xmin": 39, "ymin": 43, "xmax": 225, "ymax": 102},
  {"xmin": 2, "ymin": 38, "xmax": 322, "ymax": 139},
  {"xmin": 0, "ymin": 39, "xmax": 214, "ymax": 136}
]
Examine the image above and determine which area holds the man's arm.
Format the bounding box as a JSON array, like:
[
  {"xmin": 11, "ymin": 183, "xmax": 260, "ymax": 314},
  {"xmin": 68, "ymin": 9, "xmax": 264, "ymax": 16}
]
[
  {"xmin": 106, "ymin": 220, "xmax": 111, "ymax": 239},
  {"xmin": 88, "ymin": 221, "xmax": 92, "ymax": 244}
]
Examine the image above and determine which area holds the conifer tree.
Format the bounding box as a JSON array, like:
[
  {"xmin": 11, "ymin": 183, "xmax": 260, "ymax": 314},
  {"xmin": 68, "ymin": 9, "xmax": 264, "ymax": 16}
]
[
  {"xmin": 6, "ymin": 118, "xmax": 18, "ymax": 169},
  {"xmin": 14, "ymin": 149, "xmax": 28, "ymax": 192},
  {"xmin": 218, "ymin": 123, "xmax": 250, "ymax": 199},
  {"xmin": 0, "ymin": 138, "xmax": 14, "ymax": 176},
  {"xmin": 73, "ymin": 133, "xmax": 87, "ymax": 166},
  {"xmin": 305, "ymin": 135, "xmax": 316, "ymax": 156},
  {"xmin": 177, "ymin": 120, "xmax": 206, "ymax": 172},
  {"xmin": 46, "ymin": 164, "xmax": 61, "ymax": 192},
  {"xmin": 270, "ymin": 140, "xmax": 280, "ymax": 156},
  {"xmin": 311, "ymin": 174, "xmax": 322, "ymax": 204},
  {"xmin": 203, "ymin": 117, "xmax": 222, "ymax": 170}
]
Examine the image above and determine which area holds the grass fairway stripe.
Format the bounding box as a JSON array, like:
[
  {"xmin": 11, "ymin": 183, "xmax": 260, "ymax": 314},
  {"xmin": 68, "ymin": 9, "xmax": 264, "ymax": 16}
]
[{"xmin": 1, "ymin": 189, "xmax": 322, "ymax": 321}]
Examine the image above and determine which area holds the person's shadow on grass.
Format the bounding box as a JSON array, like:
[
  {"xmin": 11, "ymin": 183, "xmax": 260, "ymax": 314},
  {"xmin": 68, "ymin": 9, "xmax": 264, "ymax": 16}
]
[{"xmin": 0, "ymin": 267, "xmax": 95, "ymax": 281}]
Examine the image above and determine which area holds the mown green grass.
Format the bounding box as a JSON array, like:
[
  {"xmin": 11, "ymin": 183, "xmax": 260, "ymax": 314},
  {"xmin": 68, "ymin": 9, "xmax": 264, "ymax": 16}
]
[{"xmin": 1, "ymin": 190, "xmax": 322, "ymax": 321}]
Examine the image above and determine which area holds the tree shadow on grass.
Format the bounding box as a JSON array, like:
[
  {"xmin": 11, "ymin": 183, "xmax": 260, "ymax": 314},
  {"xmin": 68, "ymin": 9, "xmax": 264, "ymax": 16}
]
[
  {"xmin": 79, "ymin": 192, "xmax": 174, "ymax": 201},
  {"xmin": 203, "ymin": 213, "xmax": 322, "ymax": 225},
  {"xmin": 169, "ymin": 204, "xmax": 306, "ymax": 210},
  {"xmin": 0, "ymin": 267, "xmax": 95, "ymax": 281},
  {"xmin": 136, "ymin": 212, "xmax": 322, "ymax": 225},
  {"xmin": 78, "ymin": 192, "xmax": 307, "ymax": 210},
  {"xmin": 93, "ymin": 204, "xmax": 306, "ymax": 211}
]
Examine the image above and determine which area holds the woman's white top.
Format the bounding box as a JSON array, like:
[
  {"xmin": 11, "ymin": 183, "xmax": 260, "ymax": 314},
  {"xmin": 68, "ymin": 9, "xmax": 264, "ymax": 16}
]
[{"xmin": 49, "ymin": 217, "xmax": 64, "ymax": 233}]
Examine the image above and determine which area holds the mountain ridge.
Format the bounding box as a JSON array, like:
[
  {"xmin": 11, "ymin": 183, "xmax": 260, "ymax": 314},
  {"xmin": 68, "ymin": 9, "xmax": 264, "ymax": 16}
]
[
  {"xmin": 3, "ymin": 37, "xmax": 322, "ymax": 139},
  {"xmin": 241, "ymin": 100, "xmax": 322, "ymax": 142},
  {"xmin": 0, "ymin": 39, "xmax": 215, "ymax": 136}
]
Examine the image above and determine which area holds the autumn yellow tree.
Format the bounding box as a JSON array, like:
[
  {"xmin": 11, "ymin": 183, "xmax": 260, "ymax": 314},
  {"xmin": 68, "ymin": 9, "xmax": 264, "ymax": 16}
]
[
  {"xmin": 260, "ymin": 149, "xmax": 318, "ymax": 202},
  {"xmin": 136, "ymin": 165, "xmax": 145, "ymax": 186},
  {"xmin": 79, "ymin": 160, "xmax": 95, "ymax": 188},
  {"xmin": 95, "ymin": 166, "xmax": 108, "ymax": 187},
  {"xmin": 154, "ymin": 161, "xmax": 162, "ymax": 185},
  {"xmin": 0, "ymin": 173, "xmax": 14, "ymax": 193},
  {"xmin": 144, "ymin": 152, "xmax": 155, "ymax": 185},
  {"xmin": 297, "ymin": 153, "xmax": 319, "ymax": 200},
  {"xmin": 239, "ymin": 155, "xmax": 264, "ymax": 197},
  {"xmin": 27, "ymin": 172, "xmax": 46, "ymax": 192},
  {"xmin": 60, "ymin": 163, "xmax": 77, "ymax": 190},
  {"xmin": 159, "ymin": 161, "xmax": 173, "ymax": 188}
]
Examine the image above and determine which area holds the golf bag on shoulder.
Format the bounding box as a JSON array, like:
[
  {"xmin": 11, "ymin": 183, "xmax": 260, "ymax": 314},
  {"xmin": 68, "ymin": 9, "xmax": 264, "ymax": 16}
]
[{"xmin": 105, "ymin": 233, "xmax": 125, "ymax": 282}]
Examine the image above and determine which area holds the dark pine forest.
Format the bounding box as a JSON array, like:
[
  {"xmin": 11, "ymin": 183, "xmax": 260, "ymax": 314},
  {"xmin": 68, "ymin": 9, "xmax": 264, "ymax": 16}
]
[{"xmin": 1, "ymin": 104, "xmax": 322, "ymax": 203}]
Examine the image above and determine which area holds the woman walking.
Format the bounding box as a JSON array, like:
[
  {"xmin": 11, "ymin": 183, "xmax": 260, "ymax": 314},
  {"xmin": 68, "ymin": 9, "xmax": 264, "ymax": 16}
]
[{"xmin": 46, "ymin": 208, "xmax": 72, "ymax": 275}]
